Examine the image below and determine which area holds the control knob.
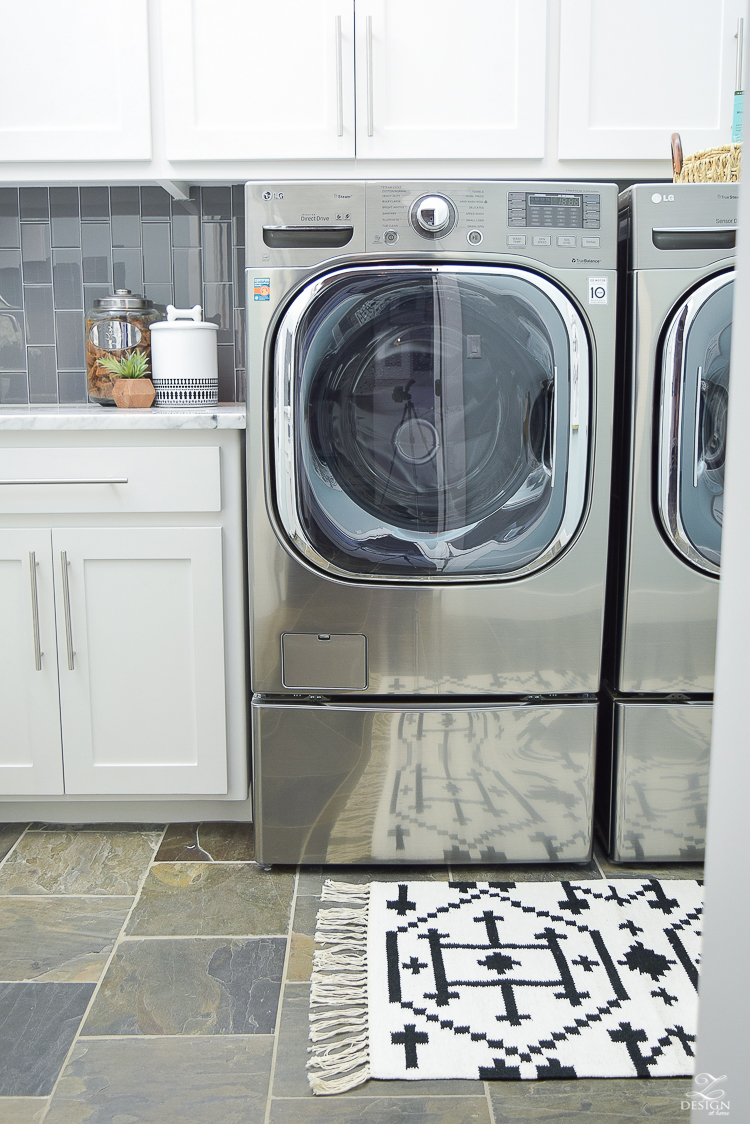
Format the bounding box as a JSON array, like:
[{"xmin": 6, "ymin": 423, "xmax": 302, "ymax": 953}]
[{"xmin": 410, "ymin": 194, "xmax": 456, "ymax": 238}]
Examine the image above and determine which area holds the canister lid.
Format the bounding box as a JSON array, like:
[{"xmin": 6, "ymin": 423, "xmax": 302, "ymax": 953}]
[
  {"xmin": 150, "ymin": 304, "xmax": 219, "ymax": 330},
  {"xmin": 93, "ymin": 288, "xmax": 154, "ymax": 311}
]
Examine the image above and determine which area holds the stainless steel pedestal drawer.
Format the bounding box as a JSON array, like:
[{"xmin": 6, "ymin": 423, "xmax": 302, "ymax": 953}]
[
  {"xmin": 252, "ymin": 698, "xmax": 597, "ymax": 866},
  {"xmin": 597, "ymin": 692, "xmax": 711, "ymax": 863}
]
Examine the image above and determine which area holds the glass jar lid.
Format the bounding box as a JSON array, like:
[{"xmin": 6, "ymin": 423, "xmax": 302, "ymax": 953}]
[{"xmin": 93, "ymin": 288, "xmax": 154, "ymax": 311}]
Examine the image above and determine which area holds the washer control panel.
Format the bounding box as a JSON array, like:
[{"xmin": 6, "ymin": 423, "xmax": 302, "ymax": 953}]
[
  {"xmin": 364, "ymin": 182, "xmax": 614, "ymax": 266},
  {"xmin": 508, "ymin": 191, "xmax": 601, "ymax": 229},
  {"xmin": 245, "ymin": 181, "xmax": 616, "ymax": 269}
]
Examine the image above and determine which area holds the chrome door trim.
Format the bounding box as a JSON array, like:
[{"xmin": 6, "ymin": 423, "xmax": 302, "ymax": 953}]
[
  {"xmin": 273, "ymin": 263, "xmax": 592, "ymax": 583},
  {"xmin": 657, "ymin": 270, "xmax": 733, "ymax": 577}
]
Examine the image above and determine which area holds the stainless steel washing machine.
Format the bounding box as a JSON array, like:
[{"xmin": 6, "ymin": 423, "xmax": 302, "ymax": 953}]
[
  {"xmin": 599, "ymin": 182, "xmax": 736, "ymax": 862},
  {"xmin": 246, "ymin": 180, "xmax": 618, "ymax": 864}
]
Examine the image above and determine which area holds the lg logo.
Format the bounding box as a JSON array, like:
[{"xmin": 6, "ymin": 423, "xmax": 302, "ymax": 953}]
[
  {"xmin": 262, "ymin": 190, "xmax": 284, "ymax": 201},
  {"xmin": 651, "ymin": 192, "xmax": 675, "ymax": 204}
]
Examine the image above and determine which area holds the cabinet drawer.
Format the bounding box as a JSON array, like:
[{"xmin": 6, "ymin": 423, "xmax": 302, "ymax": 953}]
[{"xmin": 0, "ymin": 447, "xmax": 221, "ymax": 513}]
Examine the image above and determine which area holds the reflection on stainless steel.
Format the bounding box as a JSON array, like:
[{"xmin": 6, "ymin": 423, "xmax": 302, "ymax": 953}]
[
  {"xmin": 610, "ymin": 700, "xmax": 710, "ymax": 863},
  {"xmin": 274, "ymin": 264, "xmax": 590, "ymax": 582},
  {"xmin": 253, "ymin": 701, "xmax": 596, "ymax": 865},
  {"xmin": 658, "ymin": 270, "xmax": 733, "ymax": 576}
]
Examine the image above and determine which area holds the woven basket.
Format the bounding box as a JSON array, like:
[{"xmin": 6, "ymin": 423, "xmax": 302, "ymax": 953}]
[{"xmin": 671, "ymin": 132, "xmax": 741, "ymax": 182}]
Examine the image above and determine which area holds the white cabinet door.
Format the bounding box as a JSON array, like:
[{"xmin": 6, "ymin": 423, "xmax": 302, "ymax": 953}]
[
  {"xmin": 160, "ymin": 0, "xmax": 355, "ymax": 160},
  {"xmin": 559, "ymin": 0, "xmax": 745, "ymax": 159},
  {"xmin": 0, "ymin": 0, "xmax": 151, "ymax": 162},
  {"xmin": 354, "ymin": 0, "xmax": 547, "ymax": 159},
  {"xmin": 0, "ymin": 531, "xmax": 64, "ymax": 796},
  {"xmin": 53, "ymin": 527, "xmax": 228, "ymax": 796}
]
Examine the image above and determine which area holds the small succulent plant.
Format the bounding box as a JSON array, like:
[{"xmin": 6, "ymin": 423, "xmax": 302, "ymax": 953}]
[{"xmin": 98, "ymin": 350, "xmax": 151, "ymax": 379}]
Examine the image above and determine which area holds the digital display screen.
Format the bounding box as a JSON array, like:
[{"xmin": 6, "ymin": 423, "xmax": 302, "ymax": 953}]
[{"xmin": 528, "ymin": 194, "xmax": 581, "ymax": 207}]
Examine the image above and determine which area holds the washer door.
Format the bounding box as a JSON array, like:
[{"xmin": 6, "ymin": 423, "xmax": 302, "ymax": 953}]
[
  {"xmin": 658, "ymin": 272, "xmax": 733, "ymax": 575},
  {"xmin": 274, "ymin": 265, "xmax": 591, "ymax": 580}
]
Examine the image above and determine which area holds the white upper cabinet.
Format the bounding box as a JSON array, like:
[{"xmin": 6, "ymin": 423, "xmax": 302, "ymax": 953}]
[
  {"xmin": 0, "ymin": 0, "xmax": 151, "ymax": 162},
  {"xmin": 160, "ymin": 0, "xmax": 356, "ymax": 160},
  {"xmin": 354, "ymin": 0, "xmax": 547, "ymax": 159},
  {"xmin": 559, "ymin": 0, "xmax": 745, "ymax": 160}
]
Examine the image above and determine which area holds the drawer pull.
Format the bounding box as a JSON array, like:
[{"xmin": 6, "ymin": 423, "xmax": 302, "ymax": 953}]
[
  {"xmin": 0, "ymin": 477, "xmax": 129, "ymax": 485},
  {"xmin": 28, "ymin": 552, "xmax": 42, "ymax": 671},
  {"xmin": 60, "ymin": 551, "xmax": 75, "ymax": 671}
]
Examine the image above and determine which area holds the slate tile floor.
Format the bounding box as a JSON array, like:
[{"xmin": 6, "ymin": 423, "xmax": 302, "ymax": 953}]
[{"xmin": 0, "ymin": 822, "xmax": 701, "ymax": 1123}]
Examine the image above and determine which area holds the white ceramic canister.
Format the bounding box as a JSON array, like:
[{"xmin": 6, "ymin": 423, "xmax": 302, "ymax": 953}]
[{"xmin": 150, "ymin": 305, "xmax": 219, "ymax": 408}]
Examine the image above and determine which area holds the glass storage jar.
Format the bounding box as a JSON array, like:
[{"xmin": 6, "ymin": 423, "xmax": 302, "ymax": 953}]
[{"xmin": 85, "ymin": 289, "xmax": 162, "ymax": 405}]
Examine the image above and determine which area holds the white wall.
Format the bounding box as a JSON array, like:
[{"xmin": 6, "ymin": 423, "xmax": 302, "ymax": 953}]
[{"xmin": 690, "ymin": 12, "xmax": 750, "ymax": 1112}]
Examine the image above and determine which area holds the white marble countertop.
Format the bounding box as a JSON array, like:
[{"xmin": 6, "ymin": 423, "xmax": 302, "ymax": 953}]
[{"xmin": 0, "ymin": 404, "xmax": 246, "ymax": 430}]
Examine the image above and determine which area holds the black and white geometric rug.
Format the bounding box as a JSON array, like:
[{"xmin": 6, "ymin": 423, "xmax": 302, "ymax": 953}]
[{"xmin": 307, "ymin": 878, "xmax": 702, "ymax": 1094}]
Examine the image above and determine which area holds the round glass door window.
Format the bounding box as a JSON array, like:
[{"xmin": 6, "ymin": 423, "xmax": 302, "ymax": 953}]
[
  {"xmin": 659, "ymin": 272, "xmax": 733, "ymax": 574},
  {"xmin": 274, "ymin": 265, "xmax": 590, "ymax": 579}
]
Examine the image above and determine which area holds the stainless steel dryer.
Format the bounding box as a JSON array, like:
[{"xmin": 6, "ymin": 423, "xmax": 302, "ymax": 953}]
[
  {"xmin": 247, "ymin": 180, "xmax": 618, "ymax": 865},
  {"xmin": 599, "ymin": 182, "xmax": 737, "ymax": 862}
]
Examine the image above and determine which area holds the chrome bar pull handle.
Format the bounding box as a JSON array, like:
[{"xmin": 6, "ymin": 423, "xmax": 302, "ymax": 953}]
[
  {"xmin": 736, "ymin": 17, "xmax": 744, "ymax": 91},
  {"xmin": 693, "ymin": 366, "xmax": 703, "ymax": 487},
  {"xmin": 28, "ymin": 552, "xmax": 42, "ymax": 671},
  {"xmin": 366, "ymin": 15, "xmax": 374, "ymax": 137},
  {"xmin": 60, "ymin": 551, "xmax": 74, "ymax": 671},
  {"xmin": 335, "ymin": 15, "xmax": 344, "ymax": 137}
]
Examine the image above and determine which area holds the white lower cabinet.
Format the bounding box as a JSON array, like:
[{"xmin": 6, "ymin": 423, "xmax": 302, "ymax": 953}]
[
  {"xmin": 53, "ymin": 527, "xmax": 228, "ymax": 796},
  {"xmin": 1, "ymin": 525, "xmax": 228, "ymax": 798},
  {"xmin": 0, "ymin": 529, "xmax": 64, "ymax": 796}
]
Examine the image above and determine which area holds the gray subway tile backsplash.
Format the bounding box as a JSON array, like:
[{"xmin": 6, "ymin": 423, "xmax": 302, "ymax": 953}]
[
  {"xmin": 203, "ymin": 283, "xmax": 234, "ymax": 342},
  {"xmin": 81, "ymin": 223, "xmax": 112, "ymax": 284},
  {"xmin": 112, "ymin": 247, "xmax": 143, "ymax": 294},
  {"xmin": 140, "ymin": 186, "xmax": 171, "ymax": 221},
  {"xmin": 21, "ymin": 224, "xmax": 52, "ymax": 285},
  {"xmin": 55, "ymin": 311, "xmax": 85, "ymax": 370},
  {"xmin": 0, "ymin": 189, "xmax": 21, "ymax": 248},
  {"xmin": 79, "ymin": 187, "xmax": 109, "ymax": 221},
  {"xmin": 58, "ymin": 370, "xmax": 87, "ymax": 404},
  {"xmin": 171, "ymin": 199, "xmax": 201, "ymax": 248},
  {"xmin": 27, "ymin": 344, "xmax": 57, "ymax": 402},
  {"xmin": 0, "ymin": 249, "xmax": 23, "ymax": 308},
  {"xmin": 201, "ymin": 187, "xmax": 232, "ymax": 221},
  {"xmin": 0, "ymin": 371, "xmax": 28, "ymax": 403},
  {"xmin": 24, "ymin": 286, "xmax": 55, "ymax": 345},
  {"xmin": 0, "ymin": 185, "xmax": 245, "ymax": 404},
  {"xmin": 110, "ymin": 187, "xmax": 141, "ymax": 249},
  {"xmin": 217, "ymin": 343, "xmax": 236, "ymax": 402},
  {"xmin": 203, "ymin": 222, "xmax": 232, "ymax": 283},
  {"xmin": 235, "ymin": 247, "xmax": 245, "ymax": 307},
  {"xmin": 19, "ymin": 187, "xmax": 49, "ymax": 223},
  {"xmin": 141, "ymin": 222, "xmax": 172, "ymax": 285},
  {"xmin": 52, "ymin": 248, "xmax": 83, "ymax": 310},
  {"xmin": 143, "ymin": 283, "xmax": 173, "ymax": 310},
  {"xmin": 50, "ymin": 187, "xmax": 81, "ymax": 248},
  {"xmin": 0, "ymin": 312, "xmax": 25, "ymax": 370},
  {"xmin": 172, "ymin": 248, "xmax": 202, "ymax": 309}
]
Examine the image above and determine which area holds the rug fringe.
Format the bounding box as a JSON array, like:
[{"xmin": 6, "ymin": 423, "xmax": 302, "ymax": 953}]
[
  {"xmin": 308, "ymin": 881, "xmax": 371, "ymax": 1095},
  {"xmin": 321, "ymin": 879, "xmax": 371, "ymax": 905}
]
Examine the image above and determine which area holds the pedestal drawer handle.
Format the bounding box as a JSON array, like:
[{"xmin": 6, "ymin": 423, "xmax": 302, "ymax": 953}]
[
  {"xmin": 0, "ymin": 478, "xmax": 128, "ymax": 485},
  {"xmin": 28, "ymin": 552, "xmax": 42, "ymax": 671},
  {"xmin": 60, "ymin": 551, "xmax": 75, "ymax": 671}
]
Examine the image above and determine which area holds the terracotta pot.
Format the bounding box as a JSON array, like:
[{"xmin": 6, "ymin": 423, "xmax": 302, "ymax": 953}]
[{"xmin": 112, "ymin": 378, "xmax": 156, "ymax": 409}]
